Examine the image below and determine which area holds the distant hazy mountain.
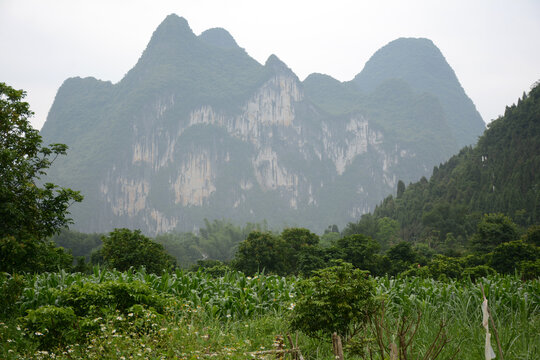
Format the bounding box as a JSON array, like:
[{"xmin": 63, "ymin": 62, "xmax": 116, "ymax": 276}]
[
  {"xmin": 40, "ymin": 14, "xmax": 485, "ymax": 234},
  {"xmin": 352, "ymin": 38, "xmax": 485, "ymax": 149}
]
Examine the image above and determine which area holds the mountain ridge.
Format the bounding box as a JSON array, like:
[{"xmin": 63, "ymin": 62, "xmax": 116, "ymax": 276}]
[
  {"xmin": 352, "ymin": 37, "xmax": 485, "ymax": 148},
  {"xmin": 40, "ymin": 15, "xmax": 485, "ymax": 235}
]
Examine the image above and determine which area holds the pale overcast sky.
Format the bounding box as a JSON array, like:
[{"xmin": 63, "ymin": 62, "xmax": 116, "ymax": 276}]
[{"xmin": 1, "ymin": 0, "xmax": 539, "ymax": 130}]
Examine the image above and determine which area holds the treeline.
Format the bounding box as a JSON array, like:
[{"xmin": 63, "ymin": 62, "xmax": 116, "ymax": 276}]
[
  {"xmin": 52, "ymin": 219, "xmax": 270, "ymax": 269},
  {"xmin": 51, "ymin": 213, "xmax": 539, "ymax": 281}
]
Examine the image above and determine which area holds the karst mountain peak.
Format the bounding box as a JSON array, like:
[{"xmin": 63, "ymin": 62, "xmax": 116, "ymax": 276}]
[{"xmin": 40, "ymin": 14, "xmax": 485, "ymax": 235}]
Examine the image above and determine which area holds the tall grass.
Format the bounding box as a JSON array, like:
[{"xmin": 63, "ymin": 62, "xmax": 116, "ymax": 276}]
[
  {"xmin": 1, "ymin": 269, "xmax": 537, "ymax": 359},
  {"xmin": 374, "ymin": 274, "xmax": 539, "ymax": 359},
  {"xmin": 15, "ymin": 267, "xmax": 295, "ymax": 320}
]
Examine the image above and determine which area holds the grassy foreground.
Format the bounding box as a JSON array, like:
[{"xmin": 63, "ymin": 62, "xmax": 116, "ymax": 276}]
[{"xmin": 0, "ymin": 269, "xmax": 538, "ymax": 359}]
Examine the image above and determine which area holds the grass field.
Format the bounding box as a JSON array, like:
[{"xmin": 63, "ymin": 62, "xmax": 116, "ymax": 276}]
[{"xmin": 0, "ymin": 269, "xmax": 538, "ymax": 359}]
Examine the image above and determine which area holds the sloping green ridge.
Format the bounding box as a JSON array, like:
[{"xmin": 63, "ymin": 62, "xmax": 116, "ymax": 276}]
[{"xmin": 371, "ymin": 82, "xmax": 540, "ymax": 242}]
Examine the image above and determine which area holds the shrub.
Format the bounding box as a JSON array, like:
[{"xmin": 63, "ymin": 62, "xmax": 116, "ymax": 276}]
[
  {"xmin": 101, "ymin": 228, "xmax": 175, "ymax": 273},
  {"xmin": 0, "ymin": 272, "xmax": 25, "ymax": 319},
  {"xmin": 426, "ymin": 255, "xmax": 463, "ymax": 280},
  {"xmin": 400, "ymin": 264, "xmax": 431, "ymax": 278},
  {"xmin": 290, "ymin": 261, "xmax": 376, "ymax": 341},
  {"xmin": 490, "ymin": 240, "xmax": 538, "ymax": 274},
  {"xmin": 519, "ymin": 259, "xmax": 540, "ymax": 280},
  {"xmin": 21, "ymin": 305, "xmax": 77, "ymax": 350},
  {"xmin": 462, "ymin": 265, "xmax": 496, "ymax": 281},
  {"xmin": 59, "ymin": 280, "xmax": 168, "ymax": 317},
  {"xmin": 192, "ymin": 259, "xmax": 230, "ymax": 277}
]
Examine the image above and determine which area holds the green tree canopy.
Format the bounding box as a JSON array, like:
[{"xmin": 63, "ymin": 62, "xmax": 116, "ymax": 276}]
[
  {"xmin": 470, "ymin": 213, "xmax": 519, "ymax": 253},
  {"xmin": 490, "ymin": 240, "xmax": 538, "ymax": 274},
  {"xmin": 231, "ymin": 231, "xmax": 287, "ymax": 275},
  {"xmin": 280, "ymin": 227, "xmax": 319, "ymax": 274},
  {"xmin": 101, "ymin": 228, "xmax": 175, "ymax": 273},
  {"xmin": 291, "ymin": 261, "xmax": 376, "ymax": 340},
  {"xmin": 0, "ymin": 83, "xmax": 82, "ymax": 273},
  {"xmin": 334, "ymin": 234, "xmax": 380, "ymax": 273}
]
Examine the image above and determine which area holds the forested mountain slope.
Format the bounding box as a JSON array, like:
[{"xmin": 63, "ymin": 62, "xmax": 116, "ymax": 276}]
[{"xmin": 360, "ymin": 82, "xmax": 540, "ymax": 243}]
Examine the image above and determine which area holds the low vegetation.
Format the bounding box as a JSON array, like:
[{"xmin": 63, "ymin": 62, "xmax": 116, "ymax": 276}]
[{"xmin": 0, "ymin": 268, "xmax": 538, "ymax": 359}]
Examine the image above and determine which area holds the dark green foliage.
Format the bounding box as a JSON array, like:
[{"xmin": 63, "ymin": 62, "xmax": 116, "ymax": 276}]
[
  {"xmin": 462, "ymin": 265, "xmax": 496, "ymax": 282},
  {"xmin": 281, "ymin": 227, "xmax": 319, "ymax": 250},
  {"xmin": 423, "ymin": 255, "xmax": 463, "ymax": 280},
  {"xmin": 101, "ymin": 228, "xmax": 175, "ymax": 273},
  {"xmin": 343, "ymin": 215, "xmax": 399, "ymax": 251},
  {"xmin": 89, "ymin": 247, "xmax": 104, "ymax": 265},
  {"xmin": 490, "ymin": 240, "xmax": 538, "ymax": 274},
  {"xmin": 523, "ymin": 225, "xmax": 540, "ymax": 246},
  {"xmin": 21, "ymin": 305, "xmax": 78, "ymax": 350},
  {"xmin": 281, "ymin": 227, "xmax": 319, "ymax": 274},
  {"xmin": 0, "ymin": 83, "xmax": 82, "ymax": 273},
  {"xmin": 191, "ymin": 259, "xmax": 230, "ymax": 277},
  {"xmin": 319, "ymin": 231, "xmax": 340, "ymax": 248},
  {"xmin": 519, "ymin": 259, "xmax": 540, "ymax": 280},
  {"xmin": 191, "ymin": 259, "xmax": 226, "ymax": 271},
  {"xmin": 232, "ymin": 227, "xmax": 320, "ymax": 275},
  {"xmin": 343, "ymin": 213, "xmax": 380, "ymax": 238},
  {"xmin": 59, "ymin": 280, "xmax": 168, "ymax": 317},
  {"xmin": 386, "ymin": 241, "xmax": 419, "ymax": 275},
  {"xmin": 375, "ymin": 217, "xmax": 400, "ymax": 250},
  {"xmin": 232, "ymin": 231, "xmax": 287, "ymax": 275},
  {"xmin": 1, "ymin": 236, "xmax": 74, "ymax": 273},
  {"xmin": 397, "ymin": 180, "xmax": 406, "ymax": 199},
  {"xmin": 0, "ymin": 273, "xmax": 25, "ymax": 319},
  {"xmin": 296, "ymin": 246, "xmax": 329, "ymax": 276},
  {"xmin": 401, "ymin": 255, "xmax": 462, "ymax": 280},
  {"xmin": 401, "ymin": 255, "xmax": 500, "ymax": 281},
  {"xmin": 334, "ymin": 234, "xmax": 380, "ymax": 273},
  {"xmin": 291, "ymin": 261, "xmax": 376, "ymax": 340},
  {"xmin": 470, "ymin": 213, "xmax": 520, "ymax": 253}
]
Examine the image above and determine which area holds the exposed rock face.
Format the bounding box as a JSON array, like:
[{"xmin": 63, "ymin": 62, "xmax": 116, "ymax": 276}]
[{"xmin": 40, "ymin": 15, "xmax": 485, "ymax": 235}]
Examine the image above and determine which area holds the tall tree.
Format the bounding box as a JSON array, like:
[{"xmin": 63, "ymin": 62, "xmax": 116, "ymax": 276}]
[
  {"xmin": 0, "ymin": 83, "xmax": 82, "ymax": 272},
  {"xmin": 232, "ymin": 231, "xmax": 287, "ymax": 275},
  {"xmin": 101, "ymin": 228, "xmax": 175, "ymax": 273},
  {"xmin": 470, "ymin": 213, "xmax": 519, "ymax": 253}
]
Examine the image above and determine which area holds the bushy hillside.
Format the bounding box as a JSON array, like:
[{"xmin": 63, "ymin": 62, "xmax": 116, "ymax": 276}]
[{"xmin": 356, "ymin": 81, "xmax": 540, "ymax": 243}]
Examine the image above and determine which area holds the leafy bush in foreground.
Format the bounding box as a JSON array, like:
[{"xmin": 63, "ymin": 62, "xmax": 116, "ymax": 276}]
[{"xmin": 291, "ymin": 261, "xmax": 376, "ymax": 340}]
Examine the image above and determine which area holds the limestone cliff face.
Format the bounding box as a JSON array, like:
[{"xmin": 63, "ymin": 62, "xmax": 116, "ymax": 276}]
[
  {"xmin": 92, "ymin": 71, "xmax": 422, "ymax": 234},
  {"xmin": 40, "ymin": 15, "xmax": 484, "ymax": 234}
]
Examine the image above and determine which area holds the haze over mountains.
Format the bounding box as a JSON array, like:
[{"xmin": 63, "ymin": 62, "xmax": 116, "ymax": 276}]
[{"xmin": 40, "ymin": 14, "xmax": 485, "ymax": 234}]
